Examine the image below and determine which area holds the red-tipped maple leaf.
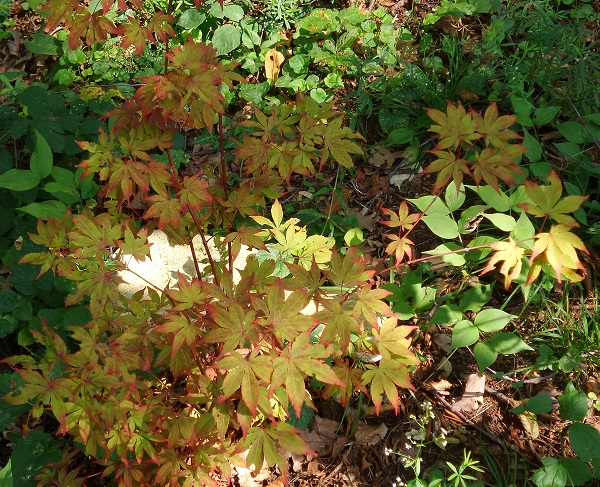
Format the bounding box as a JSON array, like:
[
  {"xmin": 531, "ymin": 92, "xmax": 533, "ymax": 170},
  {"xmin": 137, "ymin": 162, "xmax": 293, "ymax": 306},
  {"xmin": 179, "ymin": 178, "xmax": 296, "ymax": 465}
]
[
  {"xmin": 481, "ymin": 237, "xmax": 526, "ymax": 289},
  {"xmin": 144, "ymin": 191, "xmax": 183, "ymax": 229},
  {"xmin": 420, "ymin": 149, "xmax": 470, "ymax": 194},
  {"xmin": 70, "ymin": 10, "xmax": 118, "ymax": 49},
  {"xmin": 470, "ymin": 145, "xmax": 526, "ymax": 192},
  {"xmin": 518, "ymin": 170, "xmax": 588, "ymax": 227},
  {"xmin": 119, "ymin": 16, "xmax": 150, "ymax": 56},
  {"xmin": 381, "ymin": 201, "xmax": 420, "ymax": 231},
  {"xmin": 427, "ymin": 101, "xmax": 482, "ymax": 150},
  {"xmin": 384, "ymin": 233, "xmax": 415, "ymax": 264},
  {"xmin": 361, "ymin": 357, "xmax": 415, "ymax": 415},
  {"xmin": 472, "ymin": 103, "xmax": 522, "ymax": 148}
]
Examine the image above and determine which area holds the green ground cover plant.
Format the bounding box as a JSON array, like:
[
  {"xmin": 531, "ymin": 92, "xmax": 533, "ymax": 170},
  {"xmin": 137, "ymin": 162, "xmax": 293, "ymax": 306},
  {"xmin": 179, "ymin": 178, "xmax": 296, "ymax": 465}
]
[{"xmin": 0, "ymin": 0, "xmax": 599, "ymax": 485}]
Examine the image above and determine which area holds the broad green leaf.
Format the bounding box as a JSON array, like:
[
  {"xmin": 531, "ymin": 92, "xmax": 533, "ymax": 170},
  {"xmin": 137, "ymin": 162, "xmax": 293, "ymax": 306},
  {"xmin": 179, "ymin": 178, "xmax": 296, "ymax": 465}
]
[
  {"xmin": 474, "ymin": 308, "xmax": 516, "ymax": 333},
  {"xmin": 558, "ymin": 382, "xmax": 588, "ymax": 422},
  {"xmin": 444, "ymin": 182, "xmax": 465, "ymax": 211},
  {"xmin": 30, "ymin": 131, "xmax": 53, "ymax": 180},
  {"xmin": 11, "ymin": 430, "xmax": 61, "ymax": 487},
  {"xmin": 459, "ymin": 284, "xmax": 493, "ymax": 313},
  {"xmin": 569, "ymin": 423, "xmax": 600, "ymax": 462},
  {"xmin": 450, "ymin": 320, "xmax": 479, "ymax": 349},
  {"xmin": 24, "ymin": 33, "xmax": 60, "ymax": 55},
  {"xmin": 0, "ymin": 459, "xmax": 12, "ymax": 487},
  {"xmin": 524, "ymin": 395, "xmax": 554, "ymax": 414},
  {"xmin": 473, "ymin": 341, "xmax": 498, "ymax": 371},
  {"xmin": 178, "ymin": 9, "xmax": 206, "ymax": 29},
  {"xmin": 531, "ymin": 457, "xmax": 567, "ymax": 487},
  {"xmin": 212, "ymin": 25, "xmax": 241, "ymax": 56},
  {"xmin": 533, "ymin": 106, "xmax": 561, "ymax": 126},
  {"xmin": 423, "ymin": 243, "xmax": 466, "ymax": 267},
  {"xmin": 558, "ymin": 458, "xmax": 593, "ymax": 486},
  {"xmin": 429, "ymin": 304, "xmax": 462, "ymax": 325},
  {"xmin": 408, "ymin": 195, "xmax": 450, "ymax": 215},
  {"xmin": 511, "ymin": 212, "xmax": 536, "ymax": 249},
  {"xmin": 486, "ymin": 332, "xmax": 533, "ymax": 354},
  {"xmin": 483, "ymin": 213, "xmax": 516, "ymax": 231},
  {"xmin": 523, "ymin": 129, "xmax": 542, "ymax": 162},
  {"xmin": 17, "ymin": 201, "xmax": 68, "ymax": 220},
  {"xmin": 0, "ymin": 169, "xmax": 40, "ymax": 191},
  {"xmin": 469, "ymin": 185, "xmax": 510, "ymax": 212},
  {"xmin": 557, "ymin": 122, "xmax": 587, "ymax": 144},
  {"xmin": 344, "ymin": 227, "xmax": 363, "ymax": 246},
  {"xmin": 422, "ymin": 214, "xmax": 459, "ymax": 239}
]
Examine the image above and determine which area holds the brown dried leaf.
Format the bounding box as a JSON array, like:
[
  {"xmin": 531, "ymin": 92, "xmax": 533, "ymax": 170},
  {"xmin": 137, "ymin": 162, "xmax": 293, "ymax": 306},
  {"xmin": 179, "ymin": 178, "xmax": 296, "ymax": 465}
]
[{"xmin": 354, "ymin": 423, "xmax": 388, "ymax": 447}]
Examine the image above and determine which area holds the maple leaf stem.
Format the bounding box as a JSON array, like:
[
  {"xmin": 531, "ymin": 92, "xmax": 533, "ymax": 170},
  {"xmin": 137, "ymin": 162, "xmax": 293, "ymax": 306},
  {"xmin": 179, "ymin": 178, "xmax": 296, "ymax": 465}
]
[
  {"xmin": 163, "ymin": 0, "xmax": 174, "ymax": 74},
  {"xmin": 218, "ymin": 114, "xmax": 234, "ymax": 272},
  {"xmin": 187, "ymin": 236, "xmax": 203, "ymax": 281},
  {"xmin": 188, "ymin": 208, "xmax": 220, "ymax": 287}
]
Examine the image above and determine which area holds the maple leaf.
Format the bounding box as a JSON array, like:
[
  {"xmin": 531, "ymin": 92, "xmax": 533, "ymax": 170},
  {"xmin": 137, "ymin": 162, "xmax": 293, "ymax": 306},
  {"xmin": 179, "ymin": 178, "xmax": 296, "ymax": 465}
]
[
  {"xmin": 323, "ymin": 359, "xmax": 367, "ymax": 405},
  {"xmin": 322, "ymin": 116, "xmax": 363, "ymax": 169},
  {"xmin": 352, "ymin": 286, "xmax": 393, "ymax": 329},
  {"xmin": 361, "ymin": 357, "xmax": 415, "ymax": 415},
  {"xmin": 381, "ymin": 202, "xmax": 420, "ymax": 231},
  {"xmin": 70, "ymin": 10, "xmax": 117, "ymax": 49},
  {"xmin": 106, "ymin": 157, "xmax": 150, "ymax": 203},
  {"xmin": 252, "ymin": 280, "xmax": 315, "ymax": 344},
  {"xmin": 481, "ymin": 237, "xmax": 526, "ymax": 289},
  {"xmin": 426, "ymin": 101, "xmax": 482, "ymax": 150},
  {"xmin": 314, "ymin": 299, "xmax": 361, "ymax": 350},
  {"xmin": 530, "ymin": 224, "xmax": 588, "ymax": 283},
  {"xmin": 147, "ymin": 11, "xmax": 176, "ymax": 43},
  {"xmin": 271, "ymin": 333, "xmax": 343, "ymax": 417},
  {"xmin": 420, "ymin": 150, "xmax": 470, "ymax": 194},
  {"xmin": 68, "ymin": 213, "xmax": 123, "ymax": 259},
  {"xmin": 384, "ymin": 233, "xmax": 415, "ymax": 264},
  {"xmin": 470, "ymin": 145, "xmax": 526, "ymax": 192},
  {"xmin": 166, "ymin": 275, "xmax": 208, "ymax": 312},
  {"xmin": 144, "ymin": 191, "xmax": 183, "ymax": 229},
  {"xmin": 217, "ymin": 349, "xmax": 272, "ymax": 415},
  {"xmin": 220, "ymin": 180, "xmax": 265, "ymax": 220},
  {"xmin": 118, "ymin": 16, "xmax": 149, "ymax": 56},
  {"xmin": 117, "ymin": 226, "xmax": 152, "ymax": 262},
  {"xmin": 518, "ymin": 170, "xmax": 588, "ymax": 227},
  {"xmin": 178, "ymin": 175, "xmax": 212, "ymax": 213},
  {"xmin": 154, "ymin": 314, "xmax": 201, "ymax": 356},
  {"xmin": 324, "ymin": 248, "xmax": 375, "ymax": 287},
  {"xmin": 372, "ymin": 318, "xmax": 419, "ymax": 363},
  {"xmin": 472, "ymin": 103, "xmax": 522, "ymax": 148},
  {"xmin": 205, "ymin": 304, "xmax": 260, "ymax": 354}
]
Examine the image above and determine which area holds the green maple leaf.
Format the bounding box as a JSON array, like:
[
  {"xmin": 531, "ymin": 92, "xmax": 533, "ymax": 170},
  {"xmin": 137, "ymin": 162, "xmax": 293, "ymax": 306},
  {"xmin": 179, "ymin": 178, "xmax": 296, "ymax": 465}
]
[
  {"xmin": 217, "ymin": 349, "xmax": 272, "ymax": 415},
  {"xmin": 154, "ymin": 314, "xmax": 200, "ymax": 356},
  {"xmin": 530, "ymin": 224, "xmax": 588, "ymax": 283},
  {"xmin": 178, "ymin": 175, "xmax": 212, "ymax": 213},
  {"xmin": 117, "ymin": 227, "xmax": 152, "ymax": 263},
  {"xmin": 69, "ymin": 212, "xmax": 123, "ymax": 259},
  {"xmin": 361, "ymin": 357, "xmax": 415, "ymax": 415},
  {"xmin": 323, "ymin": 359, "xmax": 367, "ymax": 405},
  {"xmin": 420, "ymin": 149, "xmax": 470, "ymax": 194},
  {"xmin": 119, "ymin": 16, "xmax": 149, "ymax": 56},
  {"xmin": 470, "ymin": 145, "xmax": 526, "ymax": 192},
  {"xmin": 473, "ymin": 103, "xmax": 522, "ymax": 148},
  {"xmin": 166, "ymin": 275, "xmax": 207, "ymax": 311},
  {"xmin": 519, "ymin": 171, "xmax": 588, "ymax": 226},
  {"xmin": 146, "ymin": 11, "xmax": 176, "ymax": 43},
  {"xmin": 426, "ymin": 101, "xmax": 482, "ymax": 150},
  {"xmin": 271, "ymin": 333, "xmax": 343, "ymax": 417},
  {"xmin": 70, "ymin": 10, "xmax": 117, "ymax": 48}
]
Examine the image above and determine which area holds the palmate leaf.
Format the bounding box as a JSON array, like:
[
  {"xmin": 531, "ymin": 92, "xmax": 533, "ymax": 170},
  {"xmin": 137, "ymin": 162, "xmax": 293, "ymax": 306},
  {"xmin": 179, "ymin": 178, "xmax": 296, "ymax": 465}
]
[
  {"xmin": 381, "ymin": 201, "xmax": 420, "ymax": 231},
  {"xmin": 70, "ymin": 10, "xmax": 118, "ymax": 49},
  {"xmin": 482, "ymin": 237, "xmax": 526, "ymax": 289},
  {"xmin": 530, "ymin": 224, "xmax": 588, "ymax": 283},
  {"xmin": 372, "ymin": 318, "xmax": 419, "ymax": 364},
  {"xmin": 314, "ymin": 299, "xmax": 361, "ymax": 351},
  {"xmin": 420, "ymin": 150, "xmax": 470, "ymax": 194},
  {"xmin": 323, "ymin": 117, "xmax": 363, "ymax": 169},
  {"xmin": 352, "ymin": 286, "xmax": 393, "ymax": 329},
  {"xmin": 324, "ymin": 248, "xmax": 375, "ymax": 287},
  {"xmin": 118, "ymin": 16, "xmax": 149, "ymax": 56},
  {"xmin": 384, "ymin": 233, "xmax": 415, "ymax": 264},
  {"xmin": 270, "ymin": 333, "xmax": 342, "ymax": 417},
  {"xmin": 144, "ymin": 191, "xmax": 183, "ymax": 229},
  {"xmin": 519, "ymin": 170, "xmax": 588, "ymax": 227},
  {"xmin": 426, "ymin": 101, "xmax": 481, "ymax": 150},
  {"xmin": 472, "ymin": 102, "xmax": 522, "ymax": 148},
  {"xmin": 470, "ymin": 145, "xmax": 526, "ymax": 192},
  {"xmin": 205, "ymin": 304, "xmax": 260, "ymax": 354},
  {"xmin": 361, "ymin": 357, "xmax": 414, "ymax": 415}
]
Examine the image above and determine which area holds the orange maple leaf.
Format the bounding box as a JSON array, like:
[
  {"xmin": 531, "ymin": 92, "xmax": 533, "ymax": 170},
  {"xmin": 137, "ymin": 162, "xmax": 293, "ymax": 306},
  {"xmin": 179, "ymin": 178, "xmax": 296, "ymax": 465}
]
[
  {"xmin": 426, "ymin": 101, "xmax": 482, "ymax": 150},
  {"xmin": 481, "ymin": 237, "xmax": 526, "ymax": 289}
]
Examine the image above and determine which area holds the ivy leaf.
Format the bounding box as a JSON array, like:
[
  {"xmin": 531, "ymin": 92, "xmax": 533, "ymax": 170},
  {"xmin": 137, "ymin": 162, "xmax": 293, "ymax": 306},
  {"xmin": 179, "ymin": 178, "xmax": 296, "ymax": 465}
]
[
  {"xmin": 518, "ymin": 171, "xmax": 588, "ymax": 227},
  {"xmin": 361, "ymin": 357, "xmax": 415, "ymax": 415},
  {"xmin": 426, "ymin": 101, "xmax": 481, "ymax": 150},
  {"xmin": 530, "ymin": 224, "xmax": 588, "ymax": 283},
  {"xmin": 482, "ymin": 237, "xmax": 526, "ymax": 289}
]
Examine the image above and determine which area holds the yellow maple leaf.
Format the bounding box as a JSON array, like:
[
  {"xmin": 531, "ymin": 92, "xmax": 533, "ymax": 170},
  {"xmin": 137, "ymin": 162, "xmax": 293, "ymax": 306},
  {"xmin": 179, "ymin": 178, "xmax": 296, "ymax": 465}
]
[{"xmin": 482, "ymin": 237, "xmax": 526, "ymax": 289}]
